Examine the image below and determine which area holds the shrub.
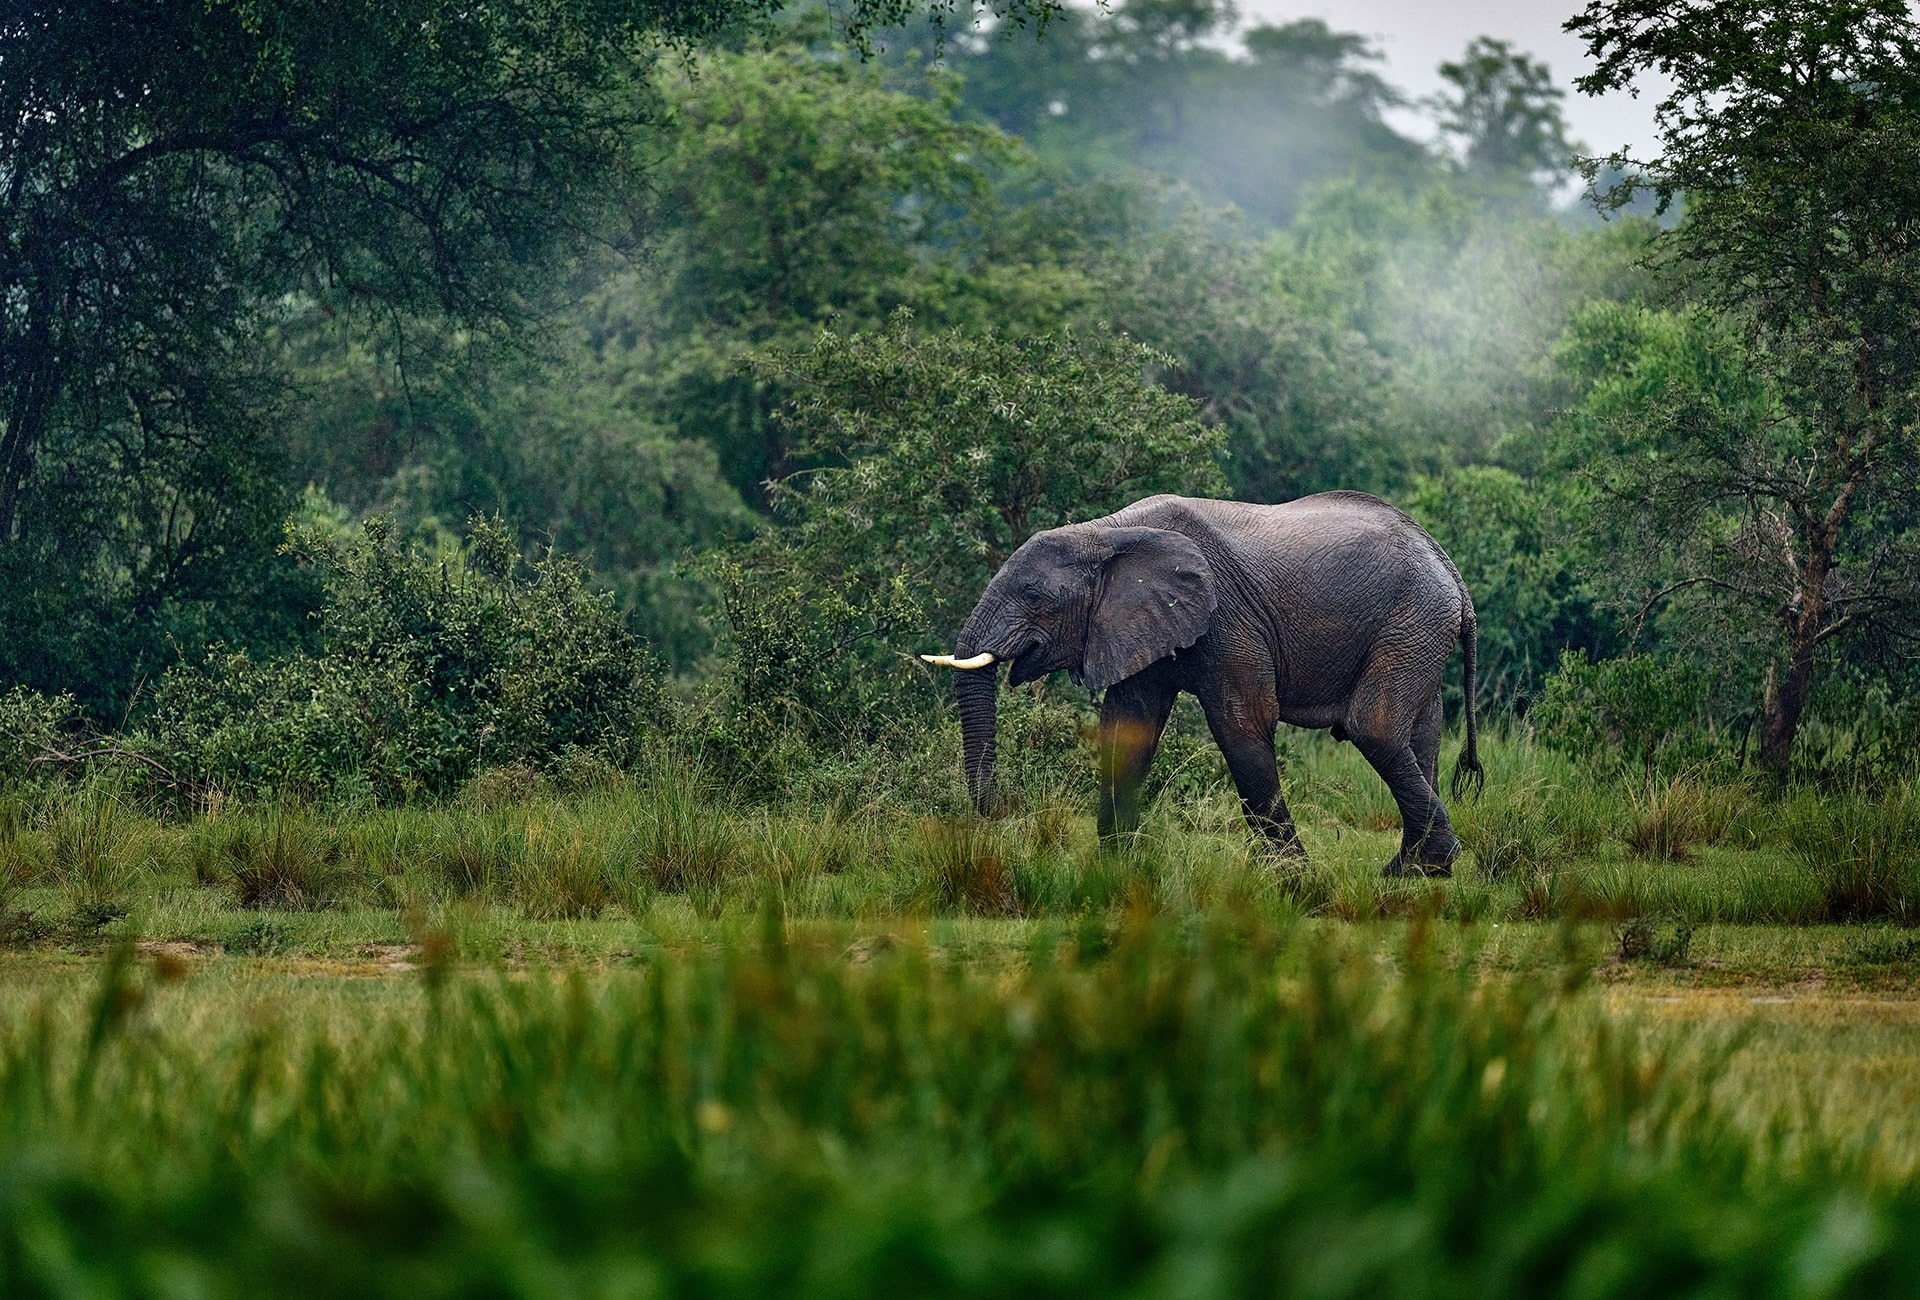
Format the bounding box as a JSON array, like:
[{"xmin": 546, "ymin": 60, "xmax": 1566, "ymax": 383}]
[
  {"xmin": 141, "ymin": 516, "xmax": 662, "ymax": 803},
  {"xmin": 1624, "ymin": 774, "xmax": 1740, "ymax": 861},
  {"xmin": 0, "ymin": 687, "xmax": 78, "ymax": 788},
  {"xmin": 1533, "ymin": 650, "xmax": 1727, "ymax": 775},
  {"xmin": 200, "ymin": 806, "xmax": 353, "ymax": 911},
  {"xmin": 702, "ymin": 316, "xmax": 1227, "ymax": 776},
  {"xmin": 1785, "ymin": 788, "xmax": 1920, "ymax": 925}
]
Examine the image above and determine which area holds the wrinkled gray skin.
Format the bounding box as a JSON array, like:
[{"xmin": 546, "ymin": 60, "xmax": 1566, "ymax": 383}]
[{"xmin": 950, "ymin": 492, "xmax": 1483, "ymax": 876}]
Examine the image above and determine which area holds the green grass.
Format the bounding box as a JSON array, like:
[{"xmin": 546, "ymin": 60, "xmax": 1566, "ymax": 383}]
[
  {"xmin": 2, "ymin": 731, "xmax": 1918, "ymax": 940},
  {"xmin": 0, "ymin": 914, "xmax": 1917, "ymax": 1296},
  {"xmin": 3, "ymin": 732, "xmax": 1920, "ymax": 1293}
]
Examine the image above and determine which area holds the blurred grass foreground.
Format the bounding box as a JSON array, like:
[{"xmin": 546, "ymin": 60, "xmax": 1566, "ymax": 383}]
[{"xmin": 2, "ymin": 913, "xmax": 1914, "ymax": 1297}]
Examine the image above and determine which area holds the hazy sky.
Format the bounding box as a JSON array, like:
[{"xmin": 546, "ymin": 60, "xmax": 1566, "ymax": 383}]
[{"xmin": 1237, "ymin": 0, "xmax": 1666, "ymax": 162}]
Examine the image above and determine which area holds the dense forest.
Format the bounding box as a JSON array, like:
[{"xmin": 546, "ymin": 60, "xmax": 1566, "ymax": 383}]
[
  {"xmin": 10, "ymin": 7, "xmax": 1920, "ymax": 1291},
  {"xmin": 3, "ymin": 0, "xmax": 1918, "ymax": 802}
]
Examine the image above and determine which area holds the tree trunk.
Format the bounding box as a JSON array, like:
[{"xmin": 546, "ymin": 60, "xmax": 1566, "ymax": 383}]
[
  {"xmin": 1756, "ymin": 544, "xmax": 1830, "ymax": 780},
  {"xmin": 1756, "ymin": 633, "xmax": 1815, "ymax": 779}
]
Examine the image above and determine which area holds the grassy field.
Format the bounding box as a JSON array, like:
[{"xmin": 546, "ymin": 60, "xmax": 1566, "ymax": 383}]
[{"xmin": 4, "ymin": 729, "xmax": 1920, "ymax": 1293}]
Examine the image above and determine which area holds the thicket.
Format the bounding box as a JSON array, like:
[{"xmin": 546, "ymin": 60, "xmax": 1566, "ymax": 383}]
[{"xmin": 1, "ymin": 519, "xmax": 660, "ymax": 807}]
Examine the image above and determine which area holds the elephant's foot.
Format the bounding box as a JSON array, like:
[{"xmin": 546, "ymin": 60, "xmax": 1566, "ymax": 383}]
[
  {"xmin": 1381, "ymin": 833, "xmax": 1459, "ymax": 879},
  {"xmin": 1250, "ymin": 817, "xmax": 1308, "ymax": 863}
]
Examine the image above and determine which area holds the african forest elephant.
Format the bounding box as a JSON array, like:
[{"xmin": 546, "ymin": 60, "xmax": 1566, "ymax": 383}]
[{"xmin": 922, "ymin": 492, "xmax": 1484, "ymax": 876}]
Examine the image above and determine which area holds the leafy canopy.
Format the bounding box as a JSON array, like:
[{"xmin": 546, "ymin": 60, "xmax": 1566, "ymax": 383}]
[
  {"xmin": 1565, "ymin": 0, "xmax": 1920, "ymax": 774},
  {"xmin": 0, "ymin": 0, "xmax": 1060, "ymax": 713}
]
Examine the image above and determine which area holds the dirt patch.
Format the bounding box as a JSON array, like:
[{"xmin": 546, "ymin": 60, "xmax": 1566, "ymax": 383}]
[
  {"xmin": 358, "ymin": 943, "xmax": 423, "ymax": 971},
  {"xmin": 137, "ymin": 939, "xmax": 221, "ymax": 962}
]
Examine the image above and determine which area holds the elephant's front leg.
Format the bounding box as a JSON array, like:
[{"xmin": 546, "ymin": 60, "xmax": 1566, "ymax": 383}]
[
  {"xmin": 1095, "ymin": 674, "xmax": 1177, "ymax": 840},
  {"xmin": 1202, "ymin": 708, "xmax": 1306, "ymax": 859}
]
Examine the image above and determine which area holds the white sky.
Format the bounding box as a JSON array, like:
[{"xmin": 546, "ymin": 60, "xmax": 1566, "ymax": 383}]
[{"xmin": 1235, "ymin": 0, "xmax": 1667, "ymax": 162}]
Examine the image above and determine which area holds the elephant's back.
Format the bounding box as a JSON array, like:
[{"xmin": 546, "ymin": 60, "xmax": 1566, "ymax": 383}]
[
  {"xmin": 1104, "ymin": 492, "xmax": 1463, "ymax": 635},
  {"xmin": 1104, "ymin": 493, "xmax": 1448, "ymax": 580}
]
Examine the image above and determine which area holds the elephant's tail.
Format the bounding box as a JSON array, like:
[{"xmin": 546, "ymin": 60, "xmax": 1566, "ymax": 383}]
[{"xmin": 1450, "ymin": 595, "xmax": 1486, "ymax": 802}]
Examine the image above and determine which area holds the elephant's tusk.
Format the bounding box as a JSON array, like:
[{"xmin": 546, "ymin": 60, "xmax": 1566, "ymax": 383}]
[{"xmin": 921, "ymin": 651, "xmax": 997, "ymax": 669}]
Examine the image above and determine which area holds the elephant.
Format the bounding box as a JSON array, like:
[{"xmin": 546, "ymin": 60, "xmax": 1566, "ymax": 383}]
[{"xmin": 922, "ymin": 492, "xmax": 1484, "ymax": 876}]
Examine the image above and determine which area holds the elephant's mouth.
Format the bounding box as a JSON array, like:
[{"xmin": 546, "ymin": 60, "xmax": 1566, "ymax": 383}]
[{"xmin": 1005, "ymin": 634, "xmax": 1056, "ymax": 687}]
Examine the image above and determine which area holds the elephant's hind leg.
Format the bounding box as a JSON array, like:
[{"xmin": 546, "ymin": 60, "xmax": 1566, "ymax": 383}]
[
  {"xmin": 1413, "ymin": 688, "xmax": 1443, "ymax": 796},
  {"xmin": 1348, "ymin": 679, "xmax": 1459, "ymax": 877}
]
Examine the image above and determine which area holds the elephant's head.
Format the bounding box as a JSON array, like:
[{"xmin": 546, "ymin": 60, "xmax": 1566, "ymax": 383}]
[{"xmin": 924, "ymin": 524, "xmax": 1217, "ymax": 813}]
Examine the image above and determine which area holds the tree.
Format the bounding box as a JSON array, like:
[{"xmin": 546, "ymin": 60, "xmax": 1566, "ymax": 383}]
[
  {"xmin": 0, "ymin": 0, "xmax": 1057, "ymax": 713},
  {"xmin": 757, "ymin": 312, "xmax": 1226, "ymax": 630},
  {"xmin": 1566, "ymin": 0, "xmax": 1920, "ymax": 776},
  {"xmin": 916, "ymin": 7, "xmax": 1432, "ymax": 227},
  {"xmin": 592, "ymin": 41, "xmax": 1024, "ymax": 499},
  {"xmin": 1435, "ymin": 37, "xmax": 1580, "ymax": 193}
]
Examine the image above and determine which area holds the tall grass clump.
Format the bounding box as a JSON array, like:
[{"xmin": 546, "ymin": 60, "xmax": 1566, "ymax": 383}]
[
  {"xmin": 1624, "ymin": 773, "xmax": 1744, "ymax": 861},
  {"xmin": 902, "ymin": 816, "xmax": 1024, "ymax": 916},
  {"xmin": 45, "ymin": 787, "xmax": 143, "ymax": 920},
  {"xmin": 421, "ymin": 809, "xmax": 527, "ymax": 899},
  {"xmin": 516, "ymin": 814, "xmax": 617, "ymax": 920},
  {"xmin": 1, "ymin": 917, "xmax": 1915, "ymax": 1293},
  {"xmin": 194, "ymin": 804, "xmax": 354, "ymax": 910},
  {"xmin": 0, "ymin": 790, "xmax": 36, "ymax": 911},
  {"xmin": 632, "ymin": 760, "xmax": 743, "ymax": 917},
  {"xmin": 1785, "ymin": 785, "xmax": 1920, "ymax": 925}
]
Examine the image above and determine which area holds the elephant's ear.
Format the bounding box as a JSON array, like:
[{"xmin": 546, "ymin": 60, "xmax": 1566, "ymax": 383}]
[{"xmin": 1081, "ymin": 527, "xmax": 1218, "ymax": 691}]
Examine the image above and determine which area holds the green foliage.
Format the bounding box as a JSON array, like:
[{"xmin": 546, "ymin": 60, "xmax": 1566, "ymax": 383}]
[
  {"xmin": 141, "ymin": 517, "xmax": 662, "ymax": 804},
  {"xmin": 596, "ymin": 41, "xmax": 1030, "ymax": 498},
  {"xmin": 288, "ymin": 340, "xmax": 758, "ymax": 668},
  {"xmin": 1567, "ymin": 0, "xmax": 1920, "ymax": 776},
  {"xmin": 0, "ymin": 687, "xmax": 78, "ymax": 789},
  {"xmin": 1406, "ymin": 466, "xmax": 1597, "ymax": 707},
  {"xmin": 0, "ymin": 0, "xmax": 1061, "ymax": 712},
  {"xmin": 6, "ymin": 917, "xmax": 1920, "ymax": 1292},
  {"xmin": 1113, "ymin": 208, "xmax": 1402, "ymax": 502},
  {"xmin": 1533, "ymin": 651, "xmax": 1727, "ymax": 775},
  {"xmin": 759, "ymin": 313, "xmax": 1226, "ymax": 629},
  {"xmin": 689, "ymin": 315, "xmax": 1220, "ymax": 779},
  {"xmin": 0, "ymin": 0, "xmax": 692, "ymax": 713}
]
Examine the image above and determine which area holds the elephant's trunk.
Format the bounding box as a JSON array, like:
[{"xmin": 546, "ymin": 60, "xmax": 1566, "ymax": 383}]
[
  {"xmin": 953, "ymin": 600, "xmax": 1006, "ymax": 813},
  {"xmin": 955, "ymin": 661, "xmax": 999, "ymax": 814}
]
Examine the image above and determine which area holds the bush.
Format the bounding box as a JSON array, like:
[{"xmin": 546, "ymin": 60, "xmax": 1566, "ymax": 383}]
[
  {"xmin": 701, "ymin": 316, "xmax": 1226, "ymax": 778},
  {"xmin": 1785, "ymin": 787, "xmax": 1920, "ymax": 925},
  {"xmin": 141, "ymin": 516, "xmax": 662, "ymax": 804},
  {"xmin": 0, "ymin": 687, "xmax": 78, "ymax": 789},
  {"xmin": 1533, "ymin": 650, "xmax": 1729, "ymax": 775}
]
